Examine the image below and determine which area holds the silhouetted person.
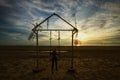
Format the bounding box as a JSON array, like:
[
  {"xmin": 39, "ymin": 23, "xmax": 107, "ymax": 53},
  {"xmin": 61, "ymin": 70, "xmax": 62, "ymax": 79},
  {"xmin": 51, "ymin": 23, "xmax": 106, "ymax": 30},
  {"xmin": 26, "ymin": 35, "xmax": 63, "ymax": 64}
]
[{"xmin": 50, "ymin": 49, "xmax": 58, "ymax": 73}]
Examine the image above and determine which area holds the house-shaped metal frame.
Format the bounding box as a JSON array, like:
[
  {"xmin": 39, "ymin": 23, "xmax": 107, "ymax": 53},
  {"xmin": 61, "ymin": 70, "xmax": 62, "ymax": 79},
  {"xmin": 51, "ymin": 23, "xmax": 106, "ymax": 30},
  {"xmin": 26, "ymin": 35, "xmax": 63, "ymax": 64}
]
[{"xmin": 28, "ymin": 13, "xmax": 78, "ymax": 72}]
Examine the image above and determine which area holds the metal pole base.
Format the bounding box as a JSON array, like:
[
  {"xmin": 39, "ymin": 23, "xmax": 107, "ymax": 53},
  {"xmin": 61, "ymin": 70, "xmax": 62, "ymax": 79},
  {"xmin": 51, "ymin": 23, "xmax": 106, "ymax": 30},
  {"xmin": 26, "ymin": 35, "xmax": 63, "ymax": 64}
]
[{"xmin": 68, "ymin": 67, "xmax": 76, "ymax": 73}]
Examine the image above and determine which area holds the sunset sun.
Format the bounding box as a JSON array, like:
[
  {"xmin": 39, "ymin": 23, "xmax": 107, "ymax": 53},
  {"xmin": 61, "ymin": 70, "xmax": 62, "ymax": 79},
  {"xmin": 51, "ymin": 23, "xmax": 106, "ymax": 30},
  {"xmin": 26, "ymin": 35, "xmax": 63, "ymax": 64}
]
[
  {"xmin": 74, "ymin": 32, "xmax": 87, "ymax": 46},
  {"xmin": 77, "ymin": 32, "xmax": 86, "ymax": 41}
]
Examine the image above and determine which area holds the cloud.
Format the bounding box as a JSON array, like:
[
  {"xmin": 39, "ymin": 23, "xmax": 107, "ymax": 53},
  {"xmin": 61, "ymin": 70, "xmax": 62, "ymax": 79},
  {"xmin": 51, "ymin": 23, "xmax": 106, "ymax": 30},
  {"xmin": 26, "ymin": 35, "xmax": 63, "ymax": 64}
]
[
  {"xmin": 0, "ymin": 0, "xmax": 12, "ymax": 8},
  {"xmin": 75, "ymin": 1, "xmax": 120, "ymax": 45},
  {"xmin": 0, "ymin": 0, "xmax": 120, "ymax": 45},
  {"xmin": 102, "ymin": 1, "xmax": 120, "ymax": 11}
]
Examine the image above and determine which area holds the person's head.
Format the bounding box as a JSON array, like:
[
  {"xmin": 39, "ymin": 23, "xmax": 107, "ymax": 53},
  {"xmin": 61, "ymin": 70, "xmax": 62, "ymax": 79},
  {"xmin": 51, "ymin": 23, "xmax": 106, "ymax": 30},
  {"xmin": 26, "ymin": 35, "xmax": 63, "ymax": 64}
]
[
  {"xmin": 53, "ymin": 49, "xmax": 56, "ymax": 53},
  {"xmin": 54, "ymin": 49, "xmax": 56, "ymax": 51}
]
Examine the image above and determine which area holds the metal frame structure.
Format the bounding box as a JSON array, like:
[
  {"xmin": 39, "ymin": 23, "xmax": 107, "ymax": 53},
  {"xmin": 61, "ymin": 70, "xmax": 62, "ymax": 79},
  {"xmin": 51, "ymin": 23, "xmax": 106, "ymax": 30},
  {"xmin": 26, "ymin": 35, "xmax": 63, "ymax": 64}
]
[{"xmin": 28, "ymin": 13, "xmax": 78, "ymax": 72}]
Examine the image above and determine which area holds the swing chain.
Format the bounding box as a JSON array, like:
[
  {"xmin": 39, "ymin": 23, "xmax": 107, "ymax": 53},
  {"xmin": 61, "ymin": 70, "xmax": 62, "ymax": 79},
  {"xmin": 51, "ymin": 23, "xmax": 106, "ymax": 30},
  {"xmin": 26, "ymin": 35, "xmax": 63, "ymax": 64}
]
[{"xmin": 58, "ymin": 31, "xmax": 60, "ymax": 40}]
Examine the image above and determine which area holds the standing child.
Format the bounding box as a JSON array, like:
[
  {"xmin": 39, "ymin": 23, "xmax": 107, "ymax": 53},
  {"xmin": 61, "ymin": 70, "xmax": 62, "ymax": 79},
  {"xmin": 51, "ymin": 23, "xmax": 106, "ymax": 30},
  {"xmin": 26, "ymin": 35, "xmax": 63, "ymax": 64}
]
[{"xmin": 50, "ymin": 49, "xmax": 58, "ymax": 73}]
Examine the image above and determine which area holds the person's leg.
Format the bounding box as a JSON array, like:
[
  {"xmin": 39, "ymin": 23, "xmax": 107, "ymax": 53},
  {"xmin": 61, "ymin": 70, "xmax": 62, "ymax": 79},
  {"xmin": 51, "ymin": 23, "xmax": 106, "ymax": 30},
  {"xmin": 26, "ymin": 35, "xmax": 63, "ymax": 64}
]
[
  {"xmin": 55, "ymin": 60, "xmax": 57, "ymax": 71},
  {"xmin": 52, "ymin": 59, "xmax": 54, "ymax": 73}
]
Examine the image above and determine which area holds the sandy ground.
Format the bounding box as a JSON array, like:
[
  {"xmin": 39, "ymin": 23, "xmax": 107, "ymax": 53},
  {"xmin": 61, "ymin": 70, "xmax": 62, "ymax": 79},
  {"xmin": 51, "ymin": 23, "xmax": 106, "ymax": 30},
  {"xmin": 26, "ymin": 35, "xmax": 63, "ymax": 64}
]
[{"xmin": 0, "ymin": 51, "xmax": 120, "ymax": 80}]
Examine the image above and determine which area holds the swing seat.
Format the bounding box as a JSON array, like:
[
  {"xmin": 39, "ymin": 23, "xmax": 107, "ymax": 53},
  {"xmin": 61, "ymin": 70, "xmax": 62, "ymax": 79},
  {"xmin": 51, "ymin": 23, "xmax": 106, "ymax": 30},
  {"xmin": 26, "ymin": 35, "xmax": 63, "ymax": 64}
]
[
  {"xmin": 68, "ymin": 68, "xmax": 76, "ymax": 73},
  {"xmin": 33, "ymin": 68, "xmax": 40, "ymax": 73},
  {"xmin": 33, "ymin": 68, "xmax": 45, "ymax": 73}
]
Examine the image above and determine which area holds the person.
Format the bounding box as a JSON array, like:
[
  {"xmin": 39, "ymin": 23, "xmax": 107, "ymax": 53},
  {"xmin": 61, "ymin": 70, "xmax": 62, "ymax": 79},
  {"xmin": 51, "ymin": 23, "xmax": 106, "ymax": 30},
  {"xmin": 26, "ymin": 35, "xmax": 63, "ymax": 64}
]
[{"xmin": 50, "ymin": 49, "xmax": 58, "ymax": 73}]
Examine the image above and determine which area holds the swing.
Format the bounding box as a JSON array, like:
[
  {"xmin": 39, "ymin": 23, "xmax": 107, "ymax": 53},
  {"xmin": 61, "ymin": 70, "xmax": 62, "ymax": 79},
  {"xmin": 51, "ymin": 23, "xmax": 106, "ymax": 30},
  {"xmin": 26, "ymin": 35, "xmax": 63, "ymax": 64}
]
[
  {"xmin": 58, "ymin": 31, "xmax": 60, "ymax": 54},
  {"xmin": 49, "ymin": 31, "xmax": 61, "ymax": 54},
  {"xmin": 47, "ymin": 19, "xmax": 61, "ymax": 54},
  {"xmin": 50, "ymin": 31, "xmax": 52, "ymax": 55},
  {"xmin": 48, "ymin": 19, "xmax": 52, "ymax": 54}
]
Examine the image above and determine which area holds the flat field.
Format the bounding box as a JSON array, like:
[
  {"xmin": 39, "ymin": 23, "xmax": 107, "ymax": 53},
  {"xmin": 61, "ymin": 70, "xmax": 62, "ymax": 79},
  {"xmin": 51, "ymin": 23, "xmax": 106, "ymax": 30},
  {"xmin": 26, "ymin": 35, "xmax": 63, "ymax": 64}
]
[{"xmin": 0, "ymin": 46, "xmax": 120, "ymax": 80}]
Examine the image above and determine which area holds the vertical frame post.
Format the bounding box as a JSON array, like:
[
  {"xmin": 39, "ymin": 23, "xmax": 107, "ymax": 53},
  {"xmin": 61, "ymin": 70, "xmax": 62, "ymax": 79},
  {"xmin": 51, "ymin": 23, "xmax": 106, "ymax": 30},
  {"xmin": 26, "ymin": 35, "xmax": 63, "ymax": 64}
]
[
  {"xmin": 68, "ymin": 30, "xmax": 75, "ymax": 72},
  {"xmin": 36, "ymin": 30, "xmax": 39, "ymax": 69},
  {"xmin": 71, "ymin": 31, "xmax": 74, "ymax": 68},
  {"xmin": 33, "ymin": 30, "xmax": 40, "ymax": 73}
]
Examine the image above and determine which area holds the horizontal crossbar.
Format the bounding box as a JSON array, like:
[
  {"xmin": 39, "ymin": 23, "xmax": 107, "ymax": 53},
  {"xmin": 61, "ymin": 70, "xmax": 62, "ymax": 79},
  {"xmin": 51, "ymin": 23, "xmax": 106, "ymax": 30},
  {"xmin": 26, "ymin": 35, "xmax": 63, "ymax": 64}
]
[{"xmin": 37, "ymin": 29, "xmax": 74, "ymax": 31}]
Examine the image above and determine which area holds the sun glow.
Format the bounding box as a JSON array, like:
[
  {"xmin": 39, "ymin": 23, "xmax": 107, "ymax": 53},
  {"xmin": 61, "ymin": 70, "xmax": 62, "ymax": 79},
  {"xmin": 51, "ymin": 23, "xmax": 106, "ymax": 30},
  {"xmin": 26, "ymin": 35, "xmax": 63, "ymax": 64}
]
[
  {"xmin": 77, "ymin": 32, "xmax": 86, "ymax": 41},
  {"xmin": 74, "ymin": 32, "xmax": 87, "ymax": 46}
]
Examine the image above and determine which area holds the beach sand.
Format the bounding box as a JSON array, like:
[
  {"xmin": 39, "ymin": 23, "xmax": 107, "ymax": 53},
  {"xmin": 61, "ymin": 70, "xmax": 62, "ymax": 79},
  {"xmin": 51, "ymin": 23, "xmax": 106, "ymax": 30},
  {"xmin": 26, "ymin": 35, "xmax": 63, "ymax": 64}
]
[{"xmin": 0, "ymin": 46, "xmax": 120, "ymax": 80}]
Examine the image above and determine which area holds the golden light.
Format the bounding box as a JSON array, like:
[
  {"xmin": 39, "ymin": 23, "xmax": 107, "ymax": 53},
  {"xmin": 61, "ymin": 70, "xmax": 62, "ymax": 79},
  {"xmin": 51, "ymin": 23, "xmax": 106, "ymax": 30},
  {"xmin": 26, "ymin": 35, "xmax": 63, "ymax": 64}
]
[
  {"xmin": 74, "ymin": 32, "xmax": 87, "ymax": 46},
  {"xmin": 77, "ymin": 32, "xmax": 85, "ymax": 41}
]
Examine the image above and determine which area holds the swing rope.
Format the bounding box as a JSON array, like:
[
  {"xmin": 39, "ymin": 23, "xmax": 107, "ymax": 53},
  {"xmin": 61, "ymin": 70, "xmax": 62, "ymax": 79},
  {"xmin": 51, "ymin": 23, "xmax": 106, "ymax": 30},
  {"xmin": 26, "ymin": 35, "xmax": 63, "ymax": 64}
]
[
  {"xmin": 50, "ymin": 31, "xmax": 52, "ymax": 54},
  {"xmin": 47, "ymin": 19, "xmax": 49, "ymax": 30},
  {"xmin": 47, "ymin": 19, "xmax": 52, "ymax": 54},
  {"xmin": 58, "ymin": 31, "xmax": 60, "ymax": 54}
]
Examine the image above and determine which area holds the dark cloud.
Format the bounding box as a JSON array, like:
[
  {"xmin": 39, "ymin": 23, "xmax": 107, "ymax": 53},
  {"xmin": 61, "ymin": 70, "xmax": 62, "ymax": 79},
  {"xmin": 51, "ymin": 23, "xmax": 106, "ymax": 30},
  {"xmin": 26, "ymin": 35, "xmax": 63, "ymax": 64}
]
[{"xmin": 0, "ymin": 27, "xmax": 28, "ymax": 35}]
